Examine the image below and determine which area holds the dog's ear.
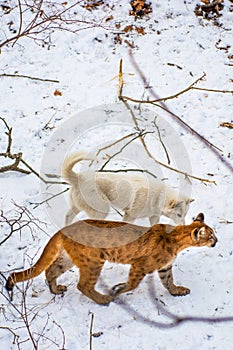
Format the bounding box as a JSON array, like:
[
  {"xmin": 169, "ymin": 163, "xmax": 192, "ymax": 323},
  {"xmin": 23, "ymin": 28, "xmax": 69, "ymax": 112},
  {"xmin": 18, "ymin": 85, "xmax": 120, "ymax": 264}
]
[
  {"xmin": 187, "ymin": 198, "xmax": 195, "ymax": 203},
  {"xmin": 193, "ymin": 213, "xmax": 204, "ymax": 223},
  {"xmin": 169, "ymin": 199, "xmax": 177, "ymax": 209}
]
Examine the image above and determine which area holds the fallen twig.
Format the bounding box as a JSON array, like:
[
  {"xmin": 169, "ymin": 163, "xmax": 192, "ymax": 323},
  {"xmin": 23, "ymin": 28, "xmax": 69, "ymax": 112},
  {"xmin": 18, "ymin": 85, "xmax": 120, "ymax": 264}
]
[
  {"xmin": 219, "ymin": 218, "xmax": 233, "ymax": 224},
  {"xmin": 0, "ymin": 73, "xmax": 59, "ymax": 83},
  {"xmin": 89, "ymin": 313, "xmax": 94, "ymax": 350}
]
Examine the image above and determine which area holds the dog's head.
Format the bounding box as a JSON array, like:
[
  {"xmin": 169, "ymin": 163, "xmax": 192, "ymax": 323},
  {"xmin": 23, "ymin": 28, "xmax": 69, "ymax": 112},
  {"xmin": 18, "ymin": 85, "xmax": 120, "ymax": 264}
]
[{"xmin": 165, "ymin": 197, "xmax": 194, "ymax": 225}]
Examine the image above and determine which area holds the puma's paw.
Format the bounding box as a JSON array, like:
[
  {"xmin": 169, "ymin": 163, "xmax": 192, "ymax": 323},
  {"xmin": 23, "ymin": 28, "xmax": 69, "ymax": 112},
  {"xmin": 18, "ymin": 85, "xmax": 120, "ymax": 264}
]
[
  {"xmin": 110, "ymin": 283, "xmax": 127, "ymax": 296},
  {"xmin": 5, "ymin": 277, "xmax": 15, "ymax": 291},
  {"xmin": 50, "ymin": 284, "xmax": 67, "ymax": 295},
  {"xmin": 170, "ymin": 286, "xmax": 190, "ymax": 296},
  {"xmin": 93, "ymin": 294, "xmax": 114, "ymax": 305}
]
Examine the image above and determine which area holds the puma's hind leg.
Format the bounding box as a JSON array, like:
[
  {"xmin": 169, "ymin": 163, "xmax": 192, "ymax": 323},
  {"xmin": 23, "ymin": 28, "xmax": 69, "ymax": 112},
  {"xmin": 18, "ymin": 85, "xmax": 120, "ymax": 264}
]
[{"xmin": 45, "ymin": 251, "xmax": 73, "ymax": 294}]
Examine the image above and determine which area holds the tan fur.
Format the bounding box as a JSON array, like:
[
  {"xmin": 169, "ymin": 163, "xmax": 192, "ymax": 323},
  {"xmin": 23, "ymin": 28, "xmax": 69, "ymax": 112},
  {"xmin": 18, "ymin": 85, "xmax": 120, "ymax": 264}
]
[
  {"xmin": 62, "ymin": 151, "xmax": 194, "ymax": 226},
  {"xmin": 6, "ymin": 213, "xmax": 217, "ymax": 305}
]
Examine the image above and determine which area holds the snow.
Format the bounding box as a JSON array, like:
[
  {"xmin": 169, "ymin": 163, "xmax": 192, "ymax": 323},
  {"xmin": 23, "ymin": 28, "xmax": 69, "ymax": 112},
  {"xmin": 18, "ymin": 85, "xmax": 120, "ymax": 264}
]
[{"xmin": 0, "ymin": 1, "xmax": 233, "ymax": 349}]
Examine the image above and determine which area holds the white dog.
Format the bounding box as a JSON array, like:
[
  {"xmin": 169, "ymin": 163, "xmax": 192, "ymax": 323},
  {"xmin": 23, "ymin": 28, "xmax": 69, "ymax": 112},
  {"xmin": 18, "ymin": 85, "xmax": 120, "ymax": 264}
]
[{"xmin": 62, "ymin": 151, "xmax": 194, "ymax": 226}]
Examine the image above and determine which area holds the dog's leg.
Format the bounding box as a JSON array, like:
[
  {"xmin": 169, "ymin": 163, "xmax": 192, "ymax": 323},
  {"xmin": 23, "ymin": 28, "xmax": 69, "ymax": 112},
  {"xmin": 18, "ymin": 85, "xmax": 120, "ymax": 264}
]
[
  {"xmin": 149, "ymin": 214, "xmax": 160, "ymax": 226},
  {"xmin": 65, "ymin": 207, "xmax": 80, "ymax": 225},
  {"xmin": 122, "ymin": 211, "xmax": 136, "ymax": 223},
  {"xmin": 85, "ymin": 208, "xmax": 108, "ymax": 220}
]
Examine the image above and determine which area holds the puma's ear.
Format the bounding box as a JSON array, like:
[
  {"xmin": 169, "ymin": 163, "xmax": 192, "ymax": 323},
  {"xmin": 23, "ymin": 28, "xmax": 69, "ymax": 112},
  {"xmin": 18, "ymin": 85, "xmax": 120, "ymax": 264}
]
[
  {"xmin": 191, "ymin": 228, "xmax": 200, "ymax": 242},
  {"xmin": 193, "ymin": 213, "xmax": 204, "ymax": 223}
]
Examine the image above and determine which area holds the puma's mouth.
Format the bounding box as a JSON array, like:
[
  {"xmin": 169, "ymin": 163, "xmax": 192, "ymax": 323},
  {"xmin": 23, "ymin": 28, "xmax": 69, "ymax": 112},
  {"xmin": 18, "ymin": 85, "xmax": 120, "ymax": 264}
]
[{"xmin": 210, "ymin": 239, "xmax": 217, "ymax": 247}]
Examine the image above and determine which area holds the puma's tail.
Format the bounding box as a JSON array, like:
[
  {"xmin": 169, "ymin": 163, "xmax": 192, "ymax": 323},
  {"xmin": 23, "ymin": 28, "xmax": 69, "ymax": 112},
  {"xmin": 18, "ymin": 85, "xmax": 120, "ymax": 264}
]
[
  {"xmin": 61, "ymin": 150, "xmax": 95, "ymax": 184},
  {"xmin": 6, "ymin": 232, "xmax": 63, "ymax": 291}
]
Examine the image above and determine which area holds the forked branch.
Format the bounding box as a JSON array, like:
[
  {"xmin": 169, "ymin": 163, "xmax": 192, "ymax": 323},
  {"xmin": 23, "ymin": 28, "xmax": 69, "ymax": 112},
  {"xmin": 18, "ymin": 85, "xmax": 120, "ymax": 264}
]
[
  {"xmin": 0, "ymin": 117, "xmax": 67, "ymax": 184},
  {"xmin": 127, "ymin": 52, "xmax": 233, "ymax": 175},
  {"xmin": 118, "ymin": 56, "xmax": 233, "ymax": 182},
  {"xmin": 0, "ymin": 202, "xmax": 46, "ymax": 245},
  {"xmin": 118, "ymin": 64, "xmax": 216, "ymax": 185}
]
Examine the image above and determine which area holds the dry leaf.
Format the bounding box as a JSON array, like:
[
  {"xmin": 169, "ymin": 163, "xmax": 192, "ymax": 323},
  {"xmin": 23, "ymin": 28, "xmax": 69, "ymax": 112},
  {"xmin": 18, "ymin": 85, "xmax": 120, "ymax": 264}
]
[
  {"xmin": 54, "ymin": 89, "xmax": 62, "ymax": 96},
  {"xmin": 123, "ymin": 25, "xmax": 133, "ymax": 33},
  {"xmin": 135, "ymin": 26, "xmax": 145, "ymax": 35},
  {"xmin": 220, "ymin": 122, "xmax": 233, "ymax": 129}
]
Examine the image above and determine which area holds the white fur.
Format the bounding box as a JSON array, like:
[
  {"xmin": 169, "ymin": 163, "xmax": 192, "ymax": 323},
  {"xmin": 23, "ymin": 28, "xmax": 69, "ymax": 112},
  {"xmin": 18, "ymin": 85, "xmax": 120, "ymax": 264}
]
[{"xmin": 62, "ymin": 151, "xmax": 194, "ymax": 226}]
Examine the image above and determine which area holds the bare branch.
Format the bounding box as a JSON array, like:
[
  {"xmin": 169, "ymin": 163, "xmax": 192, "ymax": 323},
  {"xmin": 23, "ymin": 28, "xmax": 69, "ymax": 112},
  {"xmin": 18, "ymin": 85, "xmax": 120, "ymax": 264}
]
[
  {"xmin": 0, "ymin": 272, "xmax": 62, "ymax": 349},
  {"xmin": 100, "ymin": 168, "xmax": 158, "ymax": 179},
  {"xmin": 152, "ymin": 116, "xmax": 171, "ymax": 164},
  {"xmin": 88, "ymin": 131, "xmax": 138, "ymax": 167},
  {"xmin": 0, "ymin": 202, "xmax": 46, "ymax": 245},
  {"xmin": 0, "ymin": 1, "xmax": 112, "ymax": 50},
  {"xmin": 99, "ymin": 130, "xmax": 155, "ymax": 171},
  {"xmin": 127, "ymin": 52, "xmax": 233, "ymax": 175},
  {"xmin": 29, "ymin": 187, "xmax": 70, "ymax": 209},
  {"xmin": 0, "ymin": 117, "xmax": 30, "ymax": 174},
  {"xmin": 0, "ymin": 117, "xmax": 67, "ymax": 184},
  {"xmin": 118, "ymin": 68, "xmax": 216, "ymax": 185},
  {"xmin": 152, "ymin": 101, "xmax": 222, "ymax": 152},
  {"xmin": 0, "ymin": 326, "xmax": 20, "ymax": 347}
]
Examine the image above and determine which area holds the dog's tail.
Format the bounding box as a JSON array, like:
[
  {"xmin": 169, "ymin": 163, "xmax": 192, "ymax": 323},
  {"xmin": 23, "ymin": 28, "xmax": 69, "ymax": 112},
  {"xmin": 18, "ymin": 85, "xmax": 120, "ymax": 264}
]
[{"xmin": 61, "ymin": 151, "xmax": 95, "ymax": 184}]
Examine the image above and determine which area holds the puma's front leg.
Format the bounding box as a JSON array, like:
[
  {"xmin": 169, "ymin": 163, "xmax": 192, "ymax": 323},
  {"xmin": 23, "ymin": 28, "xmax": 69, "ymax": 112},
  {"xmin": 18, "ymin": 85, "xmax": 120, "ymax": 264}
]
[
  {"xmin": 158, "ymin": 264, "xmax": 190, "ymax": 296},
  {"xmin": 111, "ymin": 263, "xmax": 146, "ymax": 297}
]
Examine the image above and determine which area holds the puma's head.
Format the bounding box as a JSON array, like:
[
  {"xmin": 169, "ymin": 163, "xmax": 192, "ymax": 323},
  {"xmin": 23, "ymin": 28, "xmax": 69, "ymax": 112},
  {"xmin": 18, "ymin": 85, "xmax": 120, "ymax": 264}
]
[{"xmin": 191, "ymin": 213, "xmax": 218, "ymax": 247}]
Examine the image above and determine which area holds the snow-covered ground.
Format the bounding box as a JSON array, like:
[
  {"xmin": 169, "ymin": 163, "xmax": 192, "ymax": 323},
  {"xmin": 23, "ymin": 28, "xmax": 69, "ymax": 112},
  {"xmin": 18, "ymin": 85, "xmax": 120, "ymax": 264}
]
[{"xmin": 0, "ymin": 1, "xmax": 233, "ymax": 349}]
